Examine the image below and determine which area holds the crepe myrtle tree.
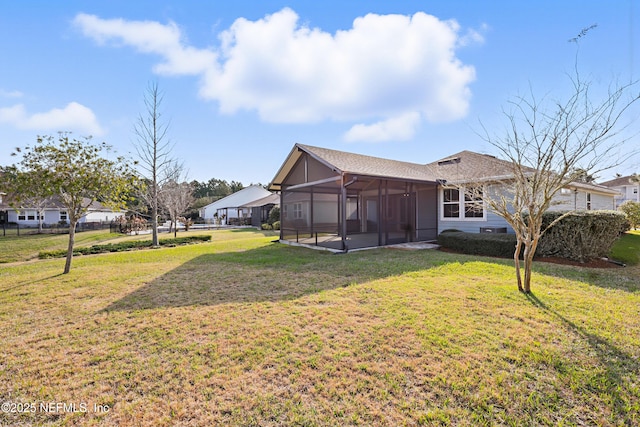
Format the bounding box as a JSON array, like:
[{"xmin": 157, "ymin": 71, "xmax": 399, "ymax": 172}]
[
  {"xmin": 469, "ymin": 74, "xmax": 639, "ymax": 293},
  {"xmin": 159, "ymin": 162, "xmax": 194, "ymax": 238},
  {"xmin": 10, "ymin": 133, "xmax": 137, "ymax": 274}
]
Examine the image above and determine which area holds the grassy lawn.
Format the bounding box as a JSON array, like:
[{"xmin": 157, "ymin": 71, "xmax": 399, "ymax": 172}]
[
  {"xmin": 0, "ymin": 229, "xmax": 195, "ymax": 263},
  {"xmin": 609, "ymin": 230, "xmax": 640, "ymax": 265},
  {"xmin": 0, "ymin": 229, "xmax": 638, "ymax": 426}
]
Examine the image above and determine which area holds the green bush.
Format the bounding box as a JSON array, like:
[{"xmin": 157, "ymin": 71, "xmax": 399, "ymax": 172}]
[
  {"xmin": 535, "ymin": 210, "xmax": 629, "ymax": 262},
  {"xmin": 39, "ymin": 235, "xmax": 212, "ymax": 259},
  {"xmin": 268, "ymin": 206, "xmax": 280, "ymax": 225},
  {"xmin": 261, "ymin": 223, "xmax": 273, "ymax": 230},
  {"xmin": 437, "ymin": 232, "xmax": 518, "ymax": 258},
  {"xmin": 619, "ymin": 200, "xmax": 640, "ymax": 230},
  {"xmin": 272, "ymin": 221, "xmax": 280, "ymax": 230}
]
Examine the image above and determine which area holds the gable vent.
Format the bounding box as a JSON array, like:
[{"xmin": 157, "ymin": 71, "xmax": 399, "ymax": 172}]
[{"xmin": 437, "ymin": 157, "xmax": 461, "ymax": 166}]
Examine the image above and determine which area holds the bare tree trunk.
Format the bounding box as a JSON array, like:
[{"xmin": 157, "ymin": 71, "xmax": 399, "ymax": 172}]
[
  {"xmin": 514, "ymin": 239, "xmax": 524, "ymax": 292},
  {"xmin": 64, "ymin": 220, "xmax": 77, "ymax": 274},
  {"xmin": 38, "ymin": 209, "xmax": 43, "ymax": 233},
  {"xmin": 522, "ymin": 246, "xmax": 534, "ymax": 294}
]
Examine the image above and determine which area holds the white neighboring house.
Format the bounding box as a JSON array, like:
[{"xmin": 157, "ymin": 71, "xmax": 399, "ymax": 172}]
[
  {"xmin": 600, "ymin": 175, "xmax": 640, "ymax": 208},
  {"xmin": 199, "ymin": 185, "xmax": 272, "ymax": 225},
  {"xmin": 2, "ymin": 195, "xmax": 124, "ymax": 227}
]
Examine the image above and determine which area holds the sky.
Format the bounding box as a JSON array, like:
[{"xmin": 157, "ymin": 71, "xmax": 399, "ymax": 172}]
[{"xmin": 1, "ymin": 0, "xmax": 639, "ymax": 185}]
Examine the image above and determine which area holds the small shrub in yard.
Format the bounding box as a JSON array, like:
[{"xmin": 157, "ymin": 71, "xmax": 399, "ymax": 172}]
[
  {"xmin": 272, "ymin": 221, "xmax": 280, "ymax": 230},
  {"xmin": 437, "ymin": 232, "xmax": 518, "ymax": 258},
  {"xmin": 39, "ymin": 235, "xmax": 211, "ymax": 259},
  {"xmin": 261, "ymin": 223, "xmax": 273, "ymax": 230},
  {"xmin": 535, "ymin": 211, "xmax": 629, "ymax": 262}
]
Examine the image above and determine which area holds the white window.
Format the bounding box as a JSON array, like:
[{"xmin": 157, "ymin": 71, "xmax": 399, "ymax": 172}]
[
  {"xmin": 464, "ymin": 188, "xmax": 484, "ymax": 218},
  {"xmin": 60, "ymin": 211, "xmax": 68, "ymax": 221},
  {"xmin": 18, "ymin": 214, "xmax": 26, "ymax": 221},
  {"xmin": 293, "ymin": 203, "xmax": 303, "ymax": 219},
  {"xmin": 442, "ymin": 188, "xmax": 460, "ymax": 218},
  {"xmin": 441, "ymin": 187, "xmax": 485, "ymax": 220},
  {"xmin": 586, "ymin": 193, "xmax": 592, "ymax": 210}
]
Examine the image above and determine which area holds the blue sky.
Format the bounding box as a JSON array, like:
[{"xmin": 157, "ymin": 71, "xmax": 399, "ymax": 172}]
[{"xmin": 1, "ymin": 0, "xmax": 638, "ymax": 184}]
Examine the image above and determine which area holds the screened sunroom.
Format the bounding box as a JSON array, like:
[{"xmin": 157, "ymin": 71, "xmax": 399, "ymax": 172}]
[{"xmin": 269, "ymin": 144, "xmax": 439, "ymax": 252}]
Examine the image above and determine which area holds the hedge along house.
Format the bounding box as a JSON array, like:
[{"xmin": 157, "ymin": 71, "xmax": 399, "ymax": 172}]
[{"xmin": 269, "ymin": 144, "xmax": 619, "ymax": 251}]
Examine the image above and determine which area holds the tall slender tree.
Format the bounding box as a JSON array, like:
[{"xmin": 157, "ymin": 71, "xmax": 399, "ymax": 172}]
[{"xmin": 134, "ymin": 82, "xmax": 175, "ymax": 246}]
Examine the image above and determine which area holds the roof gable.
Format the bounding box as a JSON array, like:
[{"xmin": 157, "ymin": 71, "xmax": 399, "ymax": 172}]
[{"xmin": 201, "ymin": 185, "xmax": 272, "ymax": 210}]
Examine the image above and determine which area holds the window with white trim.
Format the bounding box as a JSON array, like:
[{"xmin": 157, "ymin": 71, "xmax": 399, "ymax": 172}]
[
  {"xmin": 293, "ymin": 203, "xmax": 303, "ymax": 219},
  {"xmin": 464, "ymin": 188, "xmax": 484, "ymax": 218},
  {"xmin": 441, "ymin": 187, "xmax": 485, "ymax": 220},
  {"xmin": 586, "ymin": 193, "xmax": 592, "ymax": 210},
  {"xmin": 442, "ymin": 188, "xmax": 460, "ymax": 218},
  {"xmin": 60, "ymin": 211, "xmax": 68, "ymax": 221}
]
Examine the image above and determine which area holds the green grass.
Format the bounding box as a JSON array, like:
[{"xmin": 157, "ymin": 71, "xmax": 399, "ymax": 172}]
[
  {"xmin": 0, "ymin": 229, "xmax": 639, "ymax": 426},
  {"xmin": 0, "ymin": 229, "xmax": 206, "ymax": 263},
  {"xmin": 609, "ymin": 230, "xmax": 640, "ymax": 265}
]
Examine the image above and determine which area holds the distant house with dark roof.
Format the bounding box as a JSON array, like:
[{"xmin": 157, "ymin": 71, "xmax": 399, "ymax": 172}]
[
  {"xmin": 268, "ymin": 144, "xmax": 619, "ymax": 251},
  {"xmin": 600, "ymin": 175, "xmax": 640, "ymax": 207}
]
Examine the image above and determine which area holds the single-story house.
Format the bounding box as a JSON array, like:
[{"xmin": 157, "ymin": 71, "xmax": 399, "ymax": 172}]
[
  {"xmin": 268, "ymin": 143, "xmax": 619, "ymax": 251},
  {"xmin": 0, "ymin": 194, "xmax": 124, "ymax": 226},
  {"xmin": 199, "ymin": 185, "xmax": 274, "ymax": 225},
  {"xmin": 239, "ymin": 192, "xmax": 280, "ymax": 227},
  {"xmin": 600, "ymin": 175, "xmax": 640, "ymax": 207}
]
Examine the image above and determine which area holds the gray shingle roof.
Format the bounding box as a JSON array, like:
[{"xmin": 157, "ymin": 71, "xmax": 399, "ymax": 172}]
[
  {"xmin": 600, "ymin": 175, "xmax": 639, "ymax": 187},
  {"xmin": 270, "ymin": 143, "xmax": 620, "ymax": 195},
  {"xmin": 298, "ymin": 144, "xmax": 436, "ymax": 182}
]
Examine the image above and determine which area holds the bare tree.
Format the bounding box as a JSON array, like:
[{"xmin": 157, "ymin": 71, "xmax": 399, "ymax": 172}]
[
  {"xmin": 159, "ymin": 163, "xmax": 194, "ymax": 238},
  {"xmin": 475, "ymin": 72, "xmax": 639, "ymax": 293},
  {"xmin": 134, "ymin": 82, "xmax": 175, "ymax": 246}
]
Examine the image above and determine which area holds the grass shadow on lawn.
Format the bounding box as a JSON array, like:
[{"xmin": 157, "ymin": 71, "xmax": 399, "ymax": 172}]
[
  {"xmin": 526, "ymin": 292, "xmax": 640, "ymax": 425},
  {"xmin": 102, "ymin": 243, "xmax": 452, "ymax": 311},
  {"xmin": 103, "ymin": 238, "xmax": 637, "ymax": 313}
]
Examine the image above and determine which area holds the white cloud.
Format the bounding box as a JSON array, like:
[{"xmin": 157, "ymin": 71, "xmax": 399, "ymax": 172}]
[
  {"xmin": 344, "ymin": 112, "xmax": 421, "ymax": 142},
  {"xmin": 73, "ymin": 13, "xmax": 216, "ymax": 76},
  {"xmin": 0, "ymin": 102, "xmax": 104, "ymax": 136},
  {"xmin": 0, "ymin": 89, "xmax": 23, "ymax": 98},
  {"xmin": 74, "ymin": 8, "xmax": 480, "ymax": 141}
]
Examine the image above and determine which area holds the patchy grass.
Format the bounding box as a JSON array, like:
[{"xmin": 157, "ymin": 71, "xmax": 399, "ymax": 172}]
[
  {"xmin": 0, "ymin": 229, "xmax": 217, "ymax": 263},
  {"xmin": 609, "ymin": 230, "xmax": 640, "ymax": 265},
  {"xmin": 0, "ymin": 229, "xmax": 638, "ymax": 426},
  {"xmin": 0, "ymin": 230, "xmax": 126, "ymax": 263}
]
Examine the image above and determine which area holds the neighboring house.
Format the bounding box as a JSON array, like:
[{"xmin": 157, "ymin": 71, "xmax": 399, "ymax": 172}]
[
  {"xmin": 600, "ymin": 175, "xmax": 640, "ymax": 207},
  {"xmin": 1, "ymin": 195, "xmax": 123, "ymax": 226},
  {"xmin": 239, "ymin": 192, "xmax": 280, "ymax": 227},
  {"xmin": 199, "ymin": 185, "xmax": 273, "ymax": 225},
  {"xmin": 0, "ymin": 192, "xmax": 8, "ymax": 224},
  {"xmin": 268, "ymin": 144, "xmax": 619, "ymax": 251}
]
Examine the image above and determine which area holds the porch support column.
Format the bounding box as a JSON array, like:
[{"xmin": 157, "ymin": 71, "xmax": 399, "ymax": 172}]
[
  {"xmin": 341, "ymin": 174, "xmax": 348, "ymax": 251},
  {"xmin": 310, "ymin": 187, "xmax": 314, "ymax": 238},
  {"xmin": 378, "ymin": 180, "xmax": 383, "ymax": 247},
  {"xmin": 279, "ymin": 190, "xmax": 284, "ymax": 241}
]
